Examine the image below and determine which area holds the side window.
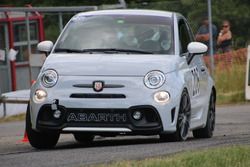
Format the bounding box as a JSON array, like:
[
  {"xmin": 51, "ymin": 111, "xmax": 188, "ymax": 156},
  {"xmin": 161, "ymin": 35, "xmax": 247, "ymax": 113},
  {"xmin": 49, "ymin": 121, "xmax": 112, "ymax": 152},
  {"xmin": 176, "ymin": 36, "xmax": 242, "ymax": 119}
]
[{"xmin": 178, "ymin": 20, "xmax": 192, "ymax": 54}]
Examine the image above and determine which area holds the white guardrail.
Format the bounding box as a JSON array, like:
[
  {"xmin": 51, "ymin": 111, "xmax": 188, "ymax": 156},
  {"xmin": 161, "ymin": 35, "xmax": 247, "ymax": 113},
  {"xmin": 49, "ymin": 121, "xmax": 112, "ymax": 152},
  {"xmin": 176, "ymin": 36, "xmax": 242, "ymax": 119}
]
[
  {"xmin": 0, "ymin": 90, "xmax": 30, "ymax": 117},
  {"xmin": 246, "ymin": 45, "xmax": 250, "ymax": 100}
]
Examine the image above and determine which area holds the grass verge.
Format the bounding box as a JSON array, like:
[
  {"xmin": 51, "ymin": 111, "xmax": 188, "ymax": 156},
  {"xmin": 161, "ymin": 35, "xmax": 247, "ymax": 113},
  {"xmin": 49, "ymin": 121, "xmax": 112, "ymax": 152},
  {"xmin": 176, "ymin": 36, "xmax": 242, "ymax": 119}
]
[
  {"xmin": 0, "ymin": 113, "xmax": 25, "ymax": 123},
  {"xmin": 212, "ymin": 48, "xmax": 247, "ymax": 105},
  {"xmin": 214, "ymin": 63, "xmax": 246, "ymax": 105},
  {"xmin": 92, "ymin": 145, "xmax": 250, "ymax": 167}
]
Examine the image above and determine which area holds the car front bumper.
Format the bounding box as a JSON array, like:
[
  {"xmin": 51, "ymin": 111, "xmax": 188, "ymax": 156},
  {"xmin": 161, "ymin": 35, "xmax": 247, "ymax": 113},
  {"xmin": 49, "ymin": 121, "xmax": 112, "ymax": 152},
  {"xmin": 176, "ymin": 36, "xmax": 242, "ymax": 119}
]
[{"xmin": 30, "ymin": 75, "xmax": 183, "ymax": 134}]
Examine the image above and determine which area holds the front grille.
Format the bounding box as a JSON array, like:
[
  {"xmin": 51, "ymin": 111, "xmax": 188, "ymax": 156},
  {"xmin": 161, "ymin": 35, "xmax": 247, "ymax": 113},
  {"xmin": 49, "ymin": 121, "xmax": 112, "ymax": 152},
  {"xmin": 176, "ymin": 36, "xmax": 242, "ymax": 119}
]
[
  {"xmin": 65, "ymin": 106, "xmax": 161, "ymax": 127},
  {"xmin": 70, "ymin": 93, "xmax": 126, "ymax": 99},
  {"xmin": 67, "ymin": 108, "xmax": 129, "ymax": 124},
  {"xmin": 73, "ymin": 84, "xmax": 124, "ymax": 88},
  {"xmin": 37, "ymin": 105, "xmax": 163, "ymax": 134}
]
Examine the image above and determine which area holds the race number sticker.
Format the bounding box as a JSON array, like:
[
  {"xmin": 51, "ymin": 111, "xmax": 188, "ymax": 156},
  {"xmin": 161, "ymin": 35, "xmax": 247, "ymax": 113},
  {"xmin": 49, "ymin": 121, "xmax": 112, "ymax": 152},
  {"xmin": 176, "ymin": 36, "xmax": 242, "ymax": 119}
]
[{"xmin": 191, "ymin": 66, "xmax": 200, "ymax": 97}]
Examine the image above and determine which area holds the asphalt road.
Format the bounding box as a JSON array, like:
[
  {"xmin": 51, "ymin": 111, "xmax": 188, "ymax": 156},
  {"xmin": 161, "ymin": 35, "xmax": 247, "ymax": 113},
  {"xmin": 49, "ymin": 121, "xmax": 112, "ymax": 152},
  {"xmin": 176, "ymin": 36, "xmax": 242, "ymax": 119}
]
[{"xmin": 0, "ymin": 104, "xmax": 250, "ymax": 167}]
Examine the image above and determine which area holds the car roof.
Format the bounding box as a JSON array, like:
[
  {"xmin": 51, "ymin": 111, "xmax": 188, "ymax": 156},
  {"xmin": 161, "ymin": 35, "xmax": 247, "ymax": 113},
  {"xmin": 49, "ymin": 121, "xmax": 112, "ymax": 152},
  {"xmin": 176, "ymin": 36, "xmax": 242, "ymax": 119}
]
[{"xmin": 75, "ymin": 9, "xmax": 174, "ymax": 18}]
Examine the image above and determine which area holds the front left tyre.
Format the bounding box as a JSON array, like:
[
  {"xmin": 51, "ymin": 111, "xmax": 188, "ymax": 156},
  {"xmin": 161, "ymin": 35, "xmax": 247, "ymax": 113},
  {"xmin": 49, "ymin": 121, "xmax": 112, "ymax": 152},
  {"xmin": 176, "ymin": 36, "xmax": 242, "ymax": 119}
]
[
  {"xmin": 193, "ymin": 90, "xmax": 216, "ymax": 138},
  {"xmin": 160, "ymin": 89, "xmax": 191, "ymax": 142},
  {"xmin": 26, "ymin": 104, "xmax": 60, "ymax": 149}
]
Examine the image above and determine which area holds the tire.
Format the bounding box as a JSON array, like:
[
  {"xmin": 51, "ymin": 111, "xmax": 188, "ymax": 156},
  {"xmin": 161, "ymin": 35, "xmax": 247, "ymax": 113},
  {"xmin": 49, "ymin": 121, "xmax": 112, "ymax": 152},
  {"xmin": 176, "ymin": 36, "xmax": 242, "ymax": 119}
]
[
  {"xmin": 73, "ymin": 133, "xmax": 94, "ymax": 145},
  {"xmin": 160, "ymin": 89, "xmax": 191, "ymax": 142},
  {"xmin": 26, "ymin": 104, "xmax": 60, "ymax": 149},
  {"xmin": 193, "ymin": 91, "xmax": 216, "ymax": 138}
]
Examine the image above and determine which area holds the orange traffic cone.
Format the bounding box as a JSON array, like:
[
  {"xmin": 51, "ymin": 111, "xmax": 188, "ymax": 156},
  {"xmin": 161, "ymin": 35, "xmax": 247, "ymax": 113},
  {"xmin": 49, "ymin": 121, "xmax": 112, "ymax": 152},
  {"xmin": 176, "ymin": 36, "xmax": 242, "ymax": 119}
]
[{"xmin": 21, "ymin": 131, "xmax": 29, "ymax": 143}]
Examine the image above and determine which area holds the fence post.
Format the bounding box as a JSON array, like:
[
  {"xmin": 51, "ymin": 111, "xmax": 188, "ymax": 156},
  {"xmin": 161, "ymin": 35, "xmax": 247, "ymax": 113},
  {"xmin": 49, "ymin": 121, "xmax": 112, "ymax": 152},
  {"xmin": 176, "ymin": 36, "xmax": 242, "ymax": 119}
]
[
  {"xmin": 207, "ymin": 0, "xmax": 215, "ymax": 77},
  {"xmin": 26, "ymin": 12, "xmax": 32, "ymax": 86},
  {"xmin": 58, "ymin": 12, "xmax": 63, "ymax": 32},
  {"xmin": 0, "ymin": 95, "xmax": 7, "ymax": 118}
]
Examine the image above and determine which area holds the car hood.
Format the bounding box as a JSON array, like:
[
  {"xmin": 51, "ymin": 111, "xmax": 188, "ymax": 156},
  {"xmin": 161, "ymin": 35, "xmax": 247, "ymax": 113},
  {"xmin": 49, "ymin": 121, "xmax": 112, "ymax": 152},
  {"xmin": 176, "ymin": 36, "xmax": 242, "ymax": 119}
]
[{"xmin": 43, "ymin": 54, "xmax": 178, "ymax": 76}]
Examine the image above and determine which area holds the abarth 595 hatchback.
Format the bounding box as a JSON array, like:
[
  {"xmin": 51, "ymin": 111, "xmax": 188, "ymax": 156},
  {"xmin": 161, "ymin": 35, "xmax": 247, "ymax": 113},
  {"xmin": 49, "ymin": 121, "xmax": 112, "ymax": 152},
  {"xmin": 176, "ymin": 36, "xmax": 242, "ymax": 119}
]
[{"xmin": 26, "ymin": 9, "xmax": 216, "ymax": 149}]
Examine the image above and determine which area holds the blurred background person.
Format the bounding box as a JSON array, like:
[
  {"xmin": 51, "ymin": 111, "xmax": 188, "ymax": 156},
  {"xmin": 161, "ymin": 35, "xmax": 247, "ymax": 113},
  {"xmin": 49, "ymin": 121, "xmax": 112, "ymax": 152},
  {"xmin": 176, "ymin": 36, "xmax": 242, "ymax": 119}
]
[
  {"xmin": 195, "ymin": 17, "xmax": 218, "ymax": 54},
  {"xmin": 217, "ymin": 20, "xmax": 232, "ymax": 53}
]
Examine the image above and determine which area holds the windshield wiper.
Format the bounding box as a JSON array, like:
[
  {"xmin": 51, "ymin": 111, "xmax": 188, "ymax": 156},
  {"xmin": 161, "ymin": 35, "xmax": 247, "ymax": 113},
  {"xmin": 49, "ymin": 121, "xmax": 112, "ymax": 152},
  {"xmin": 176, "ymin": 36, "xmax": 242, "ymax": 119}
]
[
  {"xmin": 54, "ymin": 48, "xmax": 153, "ymax": 54},
  {"xmin": 81, "ymin": 48, "xmax": 153, "ymax": 54},
  {"xmin": 54, "ymin": 48, "xmax": 83, "ymax": 53}
]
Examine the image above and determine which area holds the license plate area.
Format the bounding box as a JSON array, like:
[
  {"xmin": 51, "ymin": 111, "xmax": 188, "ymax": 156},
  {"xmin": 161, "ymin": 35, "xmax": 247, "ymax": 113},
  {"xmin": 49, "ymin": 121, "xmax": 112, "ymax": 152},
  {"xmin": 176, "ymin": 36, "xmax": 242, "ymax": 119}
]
[{"xmin": 66, "ymin": 109, "xmax": 128, "ymax": 124}]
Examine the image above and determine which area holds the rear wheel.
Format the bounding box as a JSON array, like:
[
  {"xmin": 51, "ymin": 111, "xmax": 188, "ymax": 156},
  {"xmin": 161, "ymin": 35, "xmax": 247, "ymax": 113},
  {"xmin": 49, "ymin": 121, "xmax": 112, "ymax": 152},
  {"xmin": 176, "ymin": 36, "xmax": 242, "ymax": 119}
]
[
  {"xmin": 73, "ymin": 133, "xmax": 94, "ymax": 145},
  {"xmin": 193, "ymin": 91, "xmax": 216, "ymax": 138},
  {"xmin": 26, "ymin": 104, "xmax": 60, "ymax": 149},
  {"xmin": 160, "ymin": 90, "xmax": 191, "ymax": 142}
]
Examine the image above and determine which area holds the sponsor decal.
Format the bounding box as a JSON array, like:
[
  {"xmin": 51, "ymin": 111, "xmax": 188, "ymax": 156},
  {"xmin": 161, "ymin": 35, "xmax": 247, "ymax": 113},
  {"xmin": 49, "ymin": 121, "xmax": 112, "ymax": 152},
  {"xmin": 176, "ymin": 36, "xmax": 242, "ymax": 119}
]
[
  {"xmin": 93, "ymin": 81, "xmax": 104, "ymax": 92},
  {"xmin": 191, "ymin": 66, "xmax": 200, "ymax": 97},
  {"xmin": 67, "ymin": 113, "xmax": 127, "ymax": 123}
]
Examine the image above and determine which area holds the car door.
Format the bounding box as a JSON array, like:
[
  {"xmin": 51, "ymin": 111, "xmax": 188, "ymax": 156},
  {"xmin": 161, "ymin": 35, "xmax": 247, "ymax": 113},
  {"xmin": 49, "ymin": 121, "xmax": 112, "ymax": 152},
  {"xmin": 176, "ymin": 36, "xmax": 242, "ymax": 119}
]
[
  {"xmin": 185, "ymin": 20, "xmax": 209, "ymax": 102},
  {"xmin": 185, "ymin": 20, "xmax": 210, "ymax": 121},
  {"xmin": 178, "ymin": 19, "xmax": 208, "ymax": 127}
]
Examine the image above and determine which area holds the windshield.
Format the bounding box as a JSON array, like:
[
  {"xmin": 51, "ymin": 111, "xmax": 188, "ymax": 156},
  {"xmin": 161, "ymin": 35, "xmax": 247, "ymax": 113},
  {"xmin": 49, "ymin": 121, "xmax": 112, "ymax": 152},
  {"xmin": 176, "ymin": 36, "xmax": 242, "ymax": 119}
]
[{"xmin": 54, "ymin": 14, "xmax": 174, "ymax": 54}]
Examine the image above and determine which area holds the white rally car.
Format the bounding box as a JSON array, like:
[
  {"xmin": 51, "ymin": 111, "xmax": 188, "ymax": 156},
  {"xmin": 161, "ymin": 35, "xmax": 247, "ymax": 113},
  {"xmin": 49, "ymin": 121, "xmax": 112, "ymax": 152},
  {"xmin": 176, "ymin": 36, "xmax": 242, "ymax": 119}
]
[{"xmin": 26, "ymin": 9, "xmax": 216, "ymax": 149}]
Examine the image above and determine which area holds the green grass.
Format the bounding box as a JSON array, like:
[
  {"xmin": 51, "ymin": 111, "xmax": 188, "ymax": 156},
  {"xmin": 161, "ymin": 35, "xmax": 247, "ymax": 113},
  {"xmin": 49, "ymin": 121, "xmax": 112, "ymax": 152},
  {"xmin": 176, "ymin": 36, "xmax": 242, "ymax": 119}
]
[
  {"xmin": 204, "ymin": 48, "xmax": 248, "ymax": 105},
  {"xmin": 214, "ymin": 63, "xmax": 246, "ymax": 105},
  {"xmin": 92, "ymin": 145, "xmax": 250, "ymax": 167},
  {"xmin": 0, "ymin": 113, "xmax": 25, "ymax": 123}
]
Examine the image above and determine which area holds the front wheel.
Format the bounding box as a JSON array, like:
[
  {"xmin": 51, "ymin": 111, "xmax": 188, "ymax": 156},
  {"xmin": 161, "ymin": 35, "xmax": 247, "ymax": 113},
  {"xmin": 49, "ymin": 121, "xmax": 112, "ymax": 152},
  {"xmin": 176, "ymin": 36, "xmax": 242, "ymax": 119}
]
[
  {"xmin": 160, "ymin": 89, "xmax": 191, "ymax": 142},
  {"xmin": 26, "ymin": 104, "xmax": 60, "ymax": 149},
  {"xmin": 193, "ymin": 90, "xmax": 216, "ymax": 138}
]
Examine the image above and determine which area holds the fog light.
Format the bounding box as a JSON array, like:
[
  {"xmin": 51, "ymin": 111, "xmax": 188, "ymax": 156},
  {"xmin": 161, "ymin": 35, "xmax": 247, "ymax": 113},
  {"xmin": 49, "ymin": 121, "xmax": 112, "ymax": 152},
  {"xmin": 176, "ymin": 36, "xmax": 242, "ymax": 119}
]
[
  {"xmin": 132, "ymin": 111, "xmax": 142, "ymax": 120},
  {"xmin": 53, "ymin": 110, "xmax": 61, "ymax": 119},
  {"xmin": 154, "ymin": 91, "xmax": 170, "ymax": 104},
  {"xmin": 34, "ymin": 89, "xmax": 47, "ymax": 103}
]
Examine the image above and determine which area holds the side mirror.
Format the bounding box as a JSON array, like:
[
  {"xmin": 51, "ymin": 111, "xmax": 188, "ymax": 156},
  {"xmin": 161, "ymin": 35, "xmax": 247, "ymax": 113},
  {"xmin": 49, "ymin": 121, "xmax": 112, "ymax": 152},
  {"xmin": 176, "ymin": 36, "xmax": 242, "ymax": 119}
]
[
  {"xmin": 186, "ymin": 42, "xmax": 208, "ymax": 64},
  {"xmin": 187, "ymin": 42, "xmax": 208, "ymax": 55},
  {"xmin": 37, "ymin": 41, "xmax": 54, "ymax": 56}
]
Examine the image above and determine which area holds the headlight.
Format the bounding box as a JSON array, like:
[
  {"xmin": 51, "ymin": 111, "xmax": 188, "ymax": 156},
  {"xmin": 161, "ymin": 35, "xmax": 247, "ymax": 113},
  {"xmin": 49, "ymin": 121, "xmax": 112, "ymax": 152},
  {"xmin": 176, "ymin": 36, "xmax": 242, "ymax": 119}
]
[
  {"xmin": 41, "ymin": 69, "xmax": 58, "ymax": 88},
  {"xmin": 144, "ymin": 71, "xmax": 165, "ymax": 89},
  {"xmin": 154, "ymin": 91, "xmax": 170, "ymax": 104},
  {"xmin": 33, "ymin": 89, "xmax": 47, "ymax": 103}
]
